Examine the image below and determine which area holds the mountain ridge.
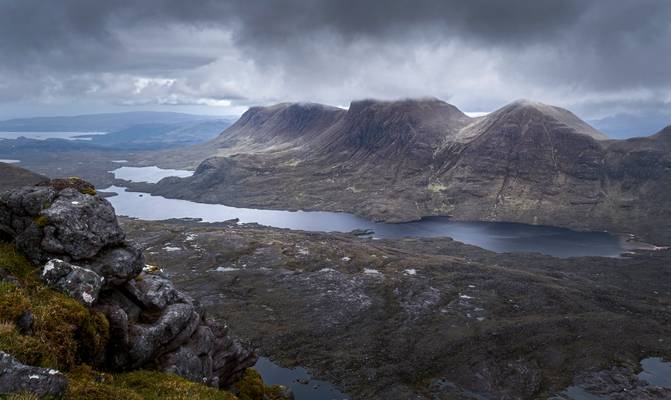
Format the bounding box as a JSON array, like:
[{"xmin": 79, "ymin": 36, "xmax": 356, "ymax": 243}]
[{"xmin": 134, "ymin": 98, "xmax": 671, "ymax": 243}]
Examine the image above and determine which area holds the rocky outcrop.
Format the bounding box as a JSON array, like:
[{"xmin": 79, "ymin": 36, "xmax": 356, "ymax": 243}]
[
  {"xmin": 98, "ymin": 270, "xmax": 256, "ymax": 386},
  {"xmin": 0, "ymin": 178, "xmax": 257, "ymax": 389},
  {"xmin": 0, "ymin": 351, "xmax": 68, "ymax": 397}
]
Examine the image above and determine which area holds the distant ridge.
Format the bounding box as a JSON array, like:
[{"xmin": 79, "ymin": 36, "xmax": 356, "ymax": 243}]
[{"xmin": 0, "ymin": 111, "xmax": 226, "ymax": 132}]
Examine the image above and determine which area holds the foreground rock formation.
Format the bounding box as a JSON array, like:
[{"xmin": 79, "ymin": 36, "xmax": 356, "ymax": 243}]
[
  {"xmin": 134, "ymin": 98, "xmax": 671, "ymax": 244},
  {"xmin": 0, "ymin": 351, "xmax": 68, "ymax": 397},
  {"xmin": 0, "ymin": 178, "xmax": 256, "ymax": 390}
]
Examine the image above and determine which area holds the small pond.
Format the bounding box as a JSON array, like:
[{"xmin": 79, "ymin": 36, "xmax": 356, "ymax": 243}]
[{"xmin": 254, "ymin": 357, "xmax": 349, "ymax": 400}]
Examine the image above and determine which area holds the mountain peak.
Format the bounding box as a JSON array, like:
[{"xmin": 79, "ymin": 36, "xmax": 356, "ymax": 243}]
[
  {"xmin": 216, "ymin": 101, "xmax": 346, "ymax": 147},
  {"xmin": 346, "ymin": 97, "xmax": 471, "ymax": 128},
  {"xmin": 312, "ymin": 97, "xmax": 473, "ymax": 161},
  {"xmin": 348, "ymin": 97, "xmax": 457, "ymax": 111},
  {"xmin": 491, "ymin": 99, "xmax": 608, "ymax": 141}
]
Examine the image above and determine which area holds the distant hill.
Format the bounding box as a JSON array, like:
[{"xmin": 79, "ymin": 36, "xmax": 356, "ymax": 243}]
[
  {"xmin": 0, "ymin": 162, "xmax": 48, "ymax": 190},
  {"xmin": 83, "ymin": 119, "xmax": 232, "ymax": 149},
  {"xmin": 589, "ymin": 111, "xmax": 671, "ymax": 139},
  {"xmin": 0, "ymin": 111, "xmax": 226, "ymax": 133}
]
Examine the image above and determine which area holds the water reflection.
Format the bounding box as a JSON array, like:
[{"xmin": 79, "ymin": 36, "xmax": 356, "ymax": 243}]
[
  {"xmin": 254, "ymin": 357, "xmax": 349, "ymax": 400},
  {"xmin": 0, "ymin": 131, "xmax": 105, "ymax": 140},
  {"xmin": 112, "ymin": 166, "xmax": 194, "ymax": 183}
]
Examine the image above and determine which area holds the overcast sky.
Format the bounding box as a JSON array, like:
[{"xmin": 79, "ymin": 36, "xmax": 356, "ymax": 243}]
[{"xmin": 0, "ymin": 0, "xmax": 670, "ymax": 135}]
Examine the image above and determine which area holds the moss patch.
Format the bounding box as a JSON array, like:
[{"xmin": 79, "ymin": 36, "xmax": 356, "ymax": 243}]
[
  {"xmin": 67, "ymin": 366, "xmax": 238, "ymax": 400},
  {"xmin": 0, "ymin": 282, "xmax": 30, "ymax": 321},
  {"xmin": 34, "ymin": 215, "xmax": 49, "ymax": 228},
  {"xmin": 0, "ymin": 243, "xmax": 108, "ymax": 369},
  {"xmin": 235, "ymin": 369, "xmax": 288, "ymax": 400},
  {"xmin": 5, "ymin": 393, "xmax": 40, "ymax": 400},
  {"xmin": 0, "ymin": 243, "xmax": 38, "ymax": 280},
  {"xmin": 47, "ymin": 177, "xmax": 97, "ymax": 196}
]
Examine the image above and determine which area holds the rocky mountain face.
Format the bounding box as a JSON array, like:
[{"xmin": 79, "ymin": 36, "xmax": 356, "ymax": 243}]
[
  {"xmin": 208, "ymin": 102, "xmax": 346, "ymax": 153},
  {"xmin": 139, "ymin": 98, "xmax": 671, "ymax": 244},
  {"xmin": 0, "ymin": 178, "xmax": 256, "ymax": 393},
  {"xmin": 313, "ymin": 98, "xmax": 473, "ymax": 163}
]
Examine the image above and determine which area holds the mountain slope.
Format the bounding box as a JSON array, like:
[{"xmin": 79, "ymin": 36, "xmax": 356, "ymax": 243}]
[
  {"xmin": 140, "ymin": 98, "xmax": 671, "ymax": 243},
  {"xmin": 0, "ymin": 162, "xmax": 48, "ymax": 190},
  {"xmin": 209, "ymin": 102, "xmax": 345, "ymax": 153},
  {"xmin": 84, "ymin": 119, "xmax": 232, "ymax": 149}
]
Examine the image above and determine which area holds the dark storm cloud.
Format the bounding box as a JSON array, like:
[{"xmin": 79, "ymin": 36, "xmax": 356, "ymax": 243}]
[
  {"xmin": 0, "ymin": 0, "xmax": 670, "ymax": 128},
  {"xmin": 0, "ymin": 0, "xmax": 588, "ymax": 66}
]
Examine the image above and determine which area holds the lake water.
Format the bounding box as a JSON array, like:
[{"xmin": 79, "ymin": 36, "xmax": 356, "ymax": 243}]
[
  {"xmin": 104, "ymin": 165, "xmax": 625, "ymax": 258},
  {"xmin": 556, "ymin": 357, "xmax": 671, "ymax": 399},
  {"xmin": 112, "ymin": 166, "xmax": 194, "ymax": 183},
  {"xmin": 0, "ymin": 159, "xmax": 20, "ymax": 163},
  {"xmin": 254, "ymin": 357, "xmax": 349, "ymax": 400},
  {"xmin": 0, "ymin": 131, "xmax": 105, "ymax": 141}
]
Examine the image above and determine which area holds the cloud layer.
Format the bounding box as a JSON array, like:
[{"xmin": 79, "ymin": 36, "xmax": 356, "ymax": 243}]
[{"xmin": 1, "ymin": 0, "xmax": 670, "ymax": 134}]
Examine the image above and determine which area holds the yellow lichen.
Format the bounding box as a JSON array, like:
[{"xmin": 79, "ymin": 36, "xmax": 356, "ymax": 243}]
[{"xmin": 427, "ymin": 183, "xmax": 448, "ymax": 193}]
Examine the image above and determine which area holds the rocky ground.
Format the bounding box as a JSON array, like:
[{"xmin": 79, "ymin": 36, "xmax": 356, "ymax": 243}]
[{"xmin": 120, "ymin": 217, "xmax": 671, "ymax": 400}]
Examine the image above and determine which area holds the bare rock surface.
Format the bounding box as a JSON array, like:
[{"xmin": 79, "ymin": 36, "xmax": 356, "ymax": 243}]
[
  {"xmin": 0, "ymin": 351, "xmax": 68, "ymax": 398},
  {"xmin": 41, "ymin": 258, "xmax": 103, "ymax": 305}
]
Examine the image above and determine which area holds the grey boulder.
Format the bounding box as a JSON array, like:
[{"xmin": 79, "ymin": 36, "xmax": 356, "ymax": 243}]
[
  {"xmin": 39, "ymin": 188, "xmax": 124, "ymax": 260},
  {"xmin": 41, "ymin": 258, "xmax": 103, "ymax": 306},
  {"xmin": 124, "ymin": 271, "xmax": 191, "ymax": 310},
  {"xmin": 0, "ymin": 351, "xmax": 67, "ymax": 398},
  {"xmin": 82, "ymin": 244, "xmax": 144, "ymax": 287}
]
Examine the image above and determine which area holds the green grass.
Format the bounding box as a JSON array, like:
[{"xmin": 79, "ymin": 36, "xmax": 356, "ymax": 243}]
[
  {"xmin": 234, "ymin": 369, "xmax": 288, "ymax": 400},
  {"xmin": 0, "ymin": 242, "xmax": 109, "ymax": 369},
  {"xmin": 66, "ymin": 366, "xmax": 237, "ymax": 400}
]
